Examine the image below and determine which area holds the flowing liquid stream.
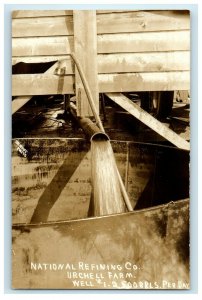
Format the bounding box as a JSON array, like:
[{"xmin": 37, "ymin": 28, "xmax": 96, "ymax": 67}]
[{"xmin": 91, "ymin": 140, "xmax": 126, "ymax": 216}]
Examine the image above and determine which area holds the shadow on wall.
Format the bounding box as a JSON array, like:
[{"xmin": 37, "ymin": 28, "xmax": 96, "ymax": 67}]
[{"xmin": 30, "ymin": 150, "xmax": 88, "ymax": 223}]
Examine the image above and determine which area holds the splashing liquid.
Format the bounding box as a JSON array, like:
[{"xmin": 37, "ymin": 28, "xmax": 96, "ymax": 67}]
[{"xmin": 91, "ymin": 140, "xmax": 126, "ymax": 216}]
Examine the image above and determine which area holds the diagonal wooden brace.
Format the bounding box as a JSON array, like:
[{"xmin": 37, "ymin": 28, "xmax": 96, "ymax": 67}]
[{"xmin": 106, "ymin": 92, "xmax": 190, "ymax": 151}]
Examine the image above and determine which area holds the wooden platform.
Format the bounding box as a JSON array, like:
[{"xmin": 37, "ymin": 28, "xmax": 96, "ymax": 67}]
[{"xmin": 12, "ymin": 9, "xmax": 190, "ymax": 116}]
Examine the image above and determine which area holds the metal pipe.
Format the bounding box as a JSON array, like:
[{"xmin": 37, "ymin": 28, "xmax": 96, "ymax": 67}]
[
  {"xmin": 70, "ymin": 102, "xmax": 109, "ymax": 141},
  {"xmin": 80, "ymin": 118, "xmax": 109, "ymax": 141},
  {"xmin": 115, "ymin": 164, "xmax": 133, "ymax": 212},
  {"xmin": 70, "ymin": 52, "xmax": 105, "ymax": 133}
]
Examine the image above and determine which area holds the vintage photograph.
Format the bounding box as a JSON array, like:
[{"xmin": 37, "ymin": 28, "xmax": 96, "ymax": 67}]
[{"xmin": 12, "ymin": 9, "xmax": 190, "ymax": 289}]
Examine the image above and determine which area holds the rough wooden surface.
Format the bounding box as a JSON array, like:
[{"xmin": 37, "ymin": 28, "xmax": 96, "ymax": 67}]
[
  {"xmin": 73, "ymin": 10, "xmax": 99, "ymax": 117},
  {"xmin": 12, "ymin": 10, "xmax": 190, "ymax": 96},
  {"xmin": 12, "ymin": 55, "xmax": 71, "ymax": 65},
  {"xmin": 12, "ymin": 36, "xmax": 74, "ymax": 57},
  {"xmin": 12, "ymin": 96, "xmax": 32, "ymax": 115},
  {"xmin": 12, "ymin": 10, "xmax": 189, "ymax": 37},
  {"xmin": 11, "ymin": 10, "xmax": 141, "ymax": 18},
  {"xmin": 12, "ymin": 51, "xmax": 189, "ymax": 73},
  {"xmin": 97, "ymin": 10, "xmax": 190, "ymax": 34},
  {"xmin": 99, "ymin": 71, "xmax": 190, "ymax": 93},
  {"xmin": 97, "ymin": 31, "xmax": 190, "ymax": 53},
  {"xmin": 12, "ymin": 31, "xmax": 189, "ymax": 58},
  {"xmin": 12, "ymin": 10, "xmax": 73, "ymax": 18},
  {"xmin": 97, "ymin": 52, "xmax": 189, "ymax": 73},
  {"xmin": 12, "ymin": 74, "xmax": 74, "ymax": 96},
  {"xmin": 12, "ymin": 61, "xmax": 64, "ymax": 114},
  {"xmin": 12, "ymin": 71, "xmax": 190, "ymax": 96},
  {"xmin": 12, "ymin": 15, "xmax": 74, "ymax": 37}
]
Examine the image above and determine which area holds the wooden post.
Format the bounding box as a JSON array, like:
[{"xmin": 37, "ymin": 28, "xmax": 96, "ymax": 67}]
[
  {"xmin": 73, "ymin": 10, "xmax": 99, "ymax": 117},
  {"xmin": 64, "ymin": 94, "xmax": 70, "ymax": 112}
]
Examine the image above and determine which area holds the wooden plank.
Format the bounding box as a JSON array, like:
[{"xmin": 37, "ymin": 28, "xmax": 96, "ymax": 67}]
[
  {"xmin": 12, "ymin": 9, "xmax": 138, "ymax": 18},
  {"xmin": 12, "ymin": 56, "xmax": 74, "ymax": 75},
  {"xmin": 12, "ymin": 74, "xmax": 74, "ymax": 96},
  {"xmin": 97, "ymin": 10, "xmax": 190, "ymax": 34},
  {"xmin": 12, "ymin": 61, "xmax": 66, "ymax": 114},
  {"xmin": 99, "ymin": 71, "xmax": 190, "ymax": 92},
  {"xmin": 12, "ymin": 71, "xmax": 190, "ymax": 96},
  {"xmin": 106, "ymin": 92, "xmax": 190, "ymax": 151},
  {"xmin": 12, "ymin": 55, "xmax": 70, "ymax": 65},
  {"xmin": 97, "ymin": 31, "xmax": 190, "ymax": 53},
  {"xmin": 12, "ymin": 30, "xmax": 189, "ymax": 58},
  {"xmin": 12, "ymin": 36, "xmax": 74, "ymax": 57},
  {"xmin": 12, "ymin": 96, "xmax": 32, "ymax": 115},
  {"xmin": 96, "ymin": 9, "xmax": 188, "ymax": 14},
  {"xmin": 12, "ymin": 16, "xmax": 73, "ymax": 37},
  {"xmin": 12, "ymin": 9, "xmax": 189, "ymax": 18},
  {"xmin": 98, "ymin": 52, "xmax": 190, "ymax": 73},
  {"xmin": 73, "ymin": 10, "xmax": 98, "ymax": 117},
  {"xmin": 12, "ymin": 9, "xmax": 148, "ymax": 18},
  {"xmin": 97, "ymin": 10, "xmax": 138, "ymax": 14},
  {"xmin": 12, "ymin": 51, "xmax": 189, "ymax": 74},
  {"xmin": 12, "ymin": 10, "xmax": 73, "ymax": 18},
  {"xmin": 12, "ymin": 10, "xmax": 190, "ymax": 38}
]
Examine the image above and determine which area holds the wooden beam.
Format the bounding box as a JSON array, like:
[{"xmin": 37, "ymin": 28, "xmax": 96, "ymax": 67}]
[
  {"xmin": 12, "ymin": 61, "xmax": 62, "ymax": 114},
  {"xmin": 97, "ymin": 10, "xmax": 190, "ymax": 34},
  {"xmin": 96, "ymin": 10, "xmax": 189, "ymax": 15},
  {"xmin": 97, "ymin": 10, "xmax": 139, "ymax": 14},
  {"xmin": 97, "ymin": 31, "xmax": 190, "ymax": 53},
  {"xmin": 12, "ymin": 10, "xmax": 73, "ymax": 18},
  {"xmin": 12, "ymin": 36, "xmax": 74, "ymax": 57},
  {"xmin": 12, "ymin": 16, "xmax": 74, "ymax": 37},
  {"xmin": 12, "ymin": 96, "xmax": 32, "ymax": 115},
  {"xmin": 12, "ymin": 55, "xmax": 72, "ymax": 65},
  {"xmin": 12, "ymin": 57, "xmax": 74, "ymax": 75},
  {"xmin": 12, "ymin": 74, "xmax": 74, "ymax": 96},
  {"xmin": 73, "ymin": 10, "xmax": 99, "ymax": 117},
  {"xmin": 12, "ymin": 61, "xmax": 61, "ymax": 113},
  {"xmin": 12, "ymin": 10, "xmax": 190, "ymax": 38},
  {"xmin": 12, "ymin": 71, "xmax": 190, "ymax": 96},
  {"xmin": 12, "ymin": 9, "xmax": 138, "ymax": 18},
  {"xmin": 12, "ymin": 51, "xmax": 189, "ymax": 74},
  {"xmin": 99, "ymin": 71, "xmax": 190, "ymax": 92},
  {"xmin": 97, "ymin": 51, "xmax": 190, "ymax": 73},
  {"xmin": 106, "ymin": 93, "xmax": 190, "ymax": 151},
  {"xmin": 12, "ymin": 9, "xmax": 189, "ymax": 17},
  {"xmin": 12, "ymin": 30, "xmax": 189, "ymax": 58}
]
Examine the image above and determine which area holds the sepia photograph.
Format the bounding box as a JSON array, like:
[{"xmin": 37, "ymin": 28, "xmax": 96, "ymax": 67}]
[{"xmin": 11, "ymin": 9, "xmax": 190, "ymax": 289}]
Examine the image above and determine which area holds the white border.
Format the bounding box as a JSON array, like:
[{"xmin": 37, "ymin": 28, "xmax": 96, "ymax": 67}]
[{"xmin": 1, "ymin": 1, "xmax": 201, "ymax": 299}]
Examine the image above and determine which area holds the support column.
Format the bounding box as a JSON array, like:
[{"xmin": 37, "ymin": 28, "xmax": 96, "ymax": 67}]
[{"xmin": 73, "ymin": 10, "xmax": 99, "ymax": 117}]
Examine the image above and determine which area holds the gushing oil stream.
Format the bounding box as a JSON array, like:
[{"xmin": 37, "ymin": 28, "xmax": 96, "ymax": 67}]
[
  {"xmin": 91, "ymin": 140, "xmax": 127, "ymax": 216},
  {"xmin": 70, "ymin": 53, "xmax": 131, "ymax": 216}
]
